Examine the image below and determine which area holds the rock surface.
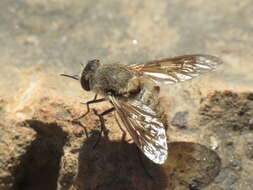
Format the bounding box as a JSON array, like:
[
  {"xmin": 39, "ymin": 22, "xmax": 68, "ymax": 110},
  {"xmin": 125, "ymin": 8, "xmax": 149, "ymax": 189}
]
[{"xmin": 0, "ymin": 0, "xmax": 253, "ymax": 190}]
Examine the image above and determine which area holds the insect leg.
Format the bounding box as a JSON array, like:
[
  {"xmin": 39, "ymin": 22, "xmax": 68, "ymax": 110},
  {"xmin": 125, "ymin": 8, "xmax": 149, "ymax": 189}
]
[
  {"xmin": 80, "ymin": 62, "xmax": 85, "ymax": 68},
  {"xmin": 99, "ymin": 107, "xmax": 115, "ymax": 116},
  {"xmin": 115, "ymin": 114, "xmax": 127, "ymax": 141},
  {"xmin": 92, "ymin": 107, "xmax": 115, "ymax": 149},
  {"xmin": 70, "ymin": 119, "xmax": 89, "ymax": 138},
  {"xmin": 136, "ymin": 147, "xmax": 154, "ymax": 180},
  {"xmin": 75, "ymin": 94, "xmax": 106, "ymax": 120},
  {"xmin": 70, "ymin": 95, "xmax": 108, "ymax": 138}
]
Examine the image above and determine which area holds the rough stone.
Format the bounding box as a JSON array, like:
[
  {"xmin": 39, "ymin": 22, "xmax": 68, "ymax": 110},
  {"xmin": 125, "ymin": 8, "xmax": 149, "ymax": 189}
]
[{"xmin": 0, "ymin": 120, "xmax": 36, "ymax": 190}]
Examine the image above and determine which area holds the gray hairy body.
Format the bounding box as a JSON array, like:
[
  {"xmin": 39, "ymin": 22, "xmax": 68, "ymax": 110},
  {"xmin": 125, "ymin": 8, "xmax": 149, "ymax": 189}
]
[{"xmin": 90, "ymin": 63, "xmax": 141, "ymax": 97}]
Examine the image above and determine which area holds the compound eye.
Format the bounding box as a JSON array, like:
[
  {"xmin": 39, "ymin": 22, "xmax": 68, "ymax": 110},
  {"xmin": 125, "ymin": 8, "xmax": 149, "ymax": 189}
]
[
  {"xmin": 80, "ymin": 59, "xmax": 100, "ymax": 91},
  {"xmin": 80, "ymin": 75, "xmax": 90, "ymax": 91},
  {"xmin": 81, "ymin": 80, "xmax": 90, "ymax": 91}
]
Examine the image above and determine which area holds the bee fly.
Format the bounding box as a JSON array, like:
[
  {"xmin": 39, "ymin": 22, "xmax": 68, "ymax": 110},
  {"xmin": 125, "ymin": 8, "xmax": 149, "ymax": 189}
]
[{"xmin": 61, "ymin": 55, "xmax": 222, "ymax": 164}]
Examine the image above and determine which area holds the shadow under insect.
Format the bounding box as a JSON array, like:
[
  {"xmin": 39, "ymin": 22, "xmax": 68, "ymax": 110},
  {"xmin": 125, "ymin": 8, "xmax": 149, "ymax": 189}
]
[
  {"xmin": 75, "ymin": 129, "xmax": 221, "ymax": 190},
  {"xmin": 10, "ymin": 119, "xmax": 221, "ymax": 190},
  {"xmin": 75, "ymin": 129, "xmax": 168, "ymax": 190},
  {"xmin": 72, "ymin": 102, "xmax": 222, "ymax": 190}
]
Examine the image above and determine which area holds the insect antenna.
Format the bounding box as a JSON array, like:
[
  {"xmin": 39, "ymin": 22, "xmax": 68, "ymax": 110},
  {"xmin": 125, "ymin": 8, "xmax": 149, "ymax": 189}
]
[
  {"xmin": 60, "ymin": 74, "xmax": 80, "ymax": 80},
  {"xmin": 80, "ymin": 62, "xmax": 85, "ymax": 68}
]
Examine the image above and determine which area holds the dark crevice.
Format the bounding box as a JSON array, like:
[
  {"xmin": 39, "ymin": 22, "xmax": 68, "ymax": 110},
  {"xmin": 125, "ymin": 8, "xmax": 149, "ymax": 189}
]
[{"xmin": 13, "ymin": 120, "xmax": 67, "ymax": 190}]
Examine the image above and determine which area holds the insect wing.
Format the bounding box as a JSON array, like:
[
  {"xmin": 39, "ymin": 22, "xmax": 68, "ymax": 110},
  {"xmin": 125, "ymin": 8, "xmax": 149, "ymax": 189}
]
[
  {"xmin": 130, "ymin": 54, "xmax": 222, "ymax": 84},
  {"xmin": 110, "ymin": 96, "xmax": 168, "ymax": 164}
]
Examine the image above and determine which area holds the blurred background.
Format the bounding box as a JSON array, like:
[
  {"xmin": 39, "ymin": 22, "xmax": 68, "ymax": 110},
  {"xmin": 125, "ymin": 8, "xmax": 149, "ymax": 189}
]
[{"xmin": 0, "ymin": 0, "xmax": 252, "ymax": 79}]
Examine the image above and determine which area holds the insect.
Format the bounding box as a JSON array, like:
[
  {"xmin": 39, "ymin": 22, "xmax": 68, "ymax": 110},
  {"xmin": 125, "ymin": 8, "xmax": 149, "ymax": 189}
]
[{"xmin": 61, "ymin": 54, "xmax": 222, "ymax": 164}]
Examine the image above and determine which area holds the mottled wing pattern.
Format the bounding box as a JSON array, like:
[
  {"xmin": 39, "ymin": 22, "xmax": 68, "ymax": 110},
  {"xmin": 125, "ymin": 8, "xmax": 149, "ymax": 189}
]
[
  {"xmin": 130, "ymin": 54, "xmax": 222, "ymax": 84},
  {"xmin": 109, "ymin": 96, "xmax": 168, "ymax": 164}
]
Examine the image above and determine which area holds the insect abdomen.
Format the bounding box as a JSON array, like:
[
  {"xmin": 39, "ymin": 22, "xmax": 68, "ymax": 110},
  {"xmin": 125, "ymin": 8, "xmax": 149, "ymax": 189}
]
[{"xmin": 138, "ymin": 84, "xmax": 168, "ymax": 130}]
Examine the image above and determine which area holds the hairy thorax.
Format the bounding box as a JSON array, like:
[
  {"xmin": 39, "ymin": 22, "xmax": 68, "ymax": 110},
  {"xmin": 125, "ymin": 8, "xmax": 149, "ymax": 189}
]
[{"xmin": 91, "ymin": 63, "xmax": 141, "ymax": 97}]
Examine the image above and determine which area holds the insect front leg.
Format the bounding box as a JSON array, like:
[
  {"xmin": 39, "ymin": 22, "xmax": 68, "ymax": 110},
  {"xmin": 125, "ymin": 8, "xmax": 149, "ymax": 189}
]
[{"xmin": 74, "ymin": 94, "xmax": 107, "ymax": 120}]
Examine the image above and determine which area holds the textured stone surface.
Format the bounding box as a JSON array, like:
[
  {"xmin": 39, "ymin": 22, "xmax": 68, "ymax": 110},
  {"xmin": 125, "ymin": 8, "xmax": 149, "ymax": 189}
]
[
  {"xmin": 0, "ymin": 120, "xmax": 36, "ymax": 190},
  {"xmin": 0, "ymin": 0, "xmax": 253, "ymax": 190}
]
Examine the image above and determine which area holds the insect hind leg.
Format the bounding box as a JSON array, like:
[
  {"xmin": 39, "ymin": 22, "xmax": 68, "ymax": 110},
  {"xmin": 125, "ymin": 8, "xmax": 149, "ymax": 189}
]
[
  {"xmin": 115, "ymin": 114, "xmax": 127, "ymax": 141},
  {"xmin": 136, "ymin": 147, "xmax": 154, "ymax": 180}
]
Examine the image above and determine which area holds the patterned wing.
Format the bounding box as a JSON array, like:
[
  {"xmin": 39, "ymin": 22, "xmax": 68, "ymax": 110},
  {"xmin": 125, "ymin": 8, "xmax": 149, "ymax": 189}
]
[
  {"xmin": 109, "ymin": 96, "xmax": 168, "ymax": 164},
  {"xmin": 130, "ymin": 54, "xmax": 222, "ymax": 84}
]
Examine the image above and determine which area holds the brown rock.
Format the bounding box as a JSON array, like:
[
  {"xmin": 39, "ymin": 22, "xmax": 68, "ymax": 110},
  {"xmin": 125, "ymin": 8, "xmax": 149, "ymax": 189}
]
[{"xmin": 0, "ymin": 120, "xmax": 36, "ymax": 190}]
